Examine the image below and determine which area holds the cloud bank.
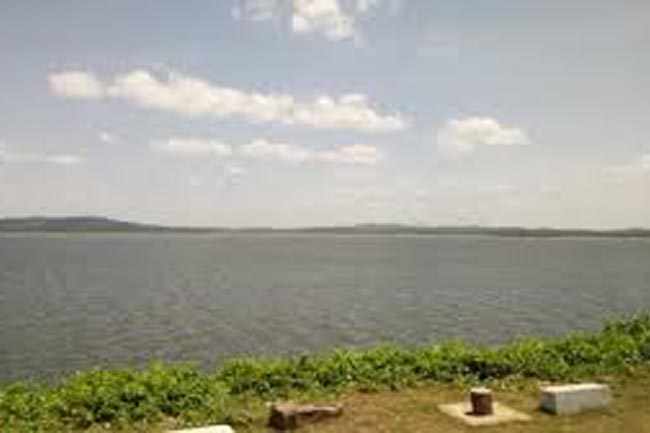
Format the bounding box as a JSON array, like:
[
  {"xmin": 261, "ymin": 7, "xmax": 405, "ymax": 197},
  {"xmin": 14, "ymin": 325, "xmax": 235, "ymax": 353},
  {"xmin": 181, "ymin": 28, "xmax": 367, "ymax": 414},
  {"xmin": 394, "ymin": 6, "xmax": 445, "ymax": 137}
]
[
  {"xmin": 152, "ymin": 137, "xmax": 385, "ymax": 165},
  {"xmin": 48, "ymin": 69, "xmax": 407, "ymax": 132}
]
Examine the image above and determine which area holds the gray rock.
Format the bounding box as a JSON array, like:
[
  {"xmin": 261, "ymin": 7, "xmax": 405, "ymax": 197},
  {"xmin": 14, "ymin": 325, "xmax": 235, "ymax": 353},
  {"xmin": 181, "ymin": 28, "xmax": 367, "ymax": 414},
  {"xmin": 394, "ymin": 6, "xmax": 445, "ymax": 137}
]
[{"xmin": 268, "ymin": 401, "xmax": 343, "ymax": 430}]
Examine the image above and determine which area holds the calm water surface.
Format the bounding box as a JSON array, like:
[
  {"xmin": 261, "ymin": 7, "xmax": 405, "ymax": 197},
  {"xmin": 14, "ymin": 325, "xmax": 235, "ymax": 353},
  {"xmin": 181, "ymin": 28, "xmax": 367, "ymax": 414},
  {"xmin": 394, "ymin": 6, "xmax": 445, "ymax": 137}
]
[{"xmin": 1, "ymin": 233, "xmax": 650, "ymax": 383}]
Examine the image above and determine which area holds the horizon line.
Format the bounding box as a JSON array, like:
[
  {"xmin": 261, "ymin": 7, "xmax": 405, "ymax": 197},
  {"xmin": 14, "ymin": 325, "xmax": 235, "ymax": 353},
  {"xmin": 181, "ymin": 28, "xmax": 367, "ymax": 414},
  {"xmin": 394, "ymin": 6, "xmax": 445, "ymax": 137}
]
[{"xmin": 1, "ymin": 215, "xmax": 649, "ymax": 233}]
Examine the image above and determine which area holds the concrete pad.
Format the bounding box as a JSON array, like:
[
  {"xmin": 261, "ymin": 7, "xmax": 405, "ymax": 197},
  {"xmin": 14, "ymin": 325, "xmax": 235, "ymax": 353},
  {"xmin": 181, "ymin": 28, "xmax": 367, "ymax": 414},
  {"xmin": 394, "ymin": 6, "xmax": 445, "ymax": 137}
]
[
  {"xmin": 540, "ymin": 383, "xmax": 612, "ymax": 415},
  {"xmin": 167, "ymin": 425, "xmax": 235, "ymax": 433},
  {"xmin": 438, "ymin": 402, "xmax": 531, "ymax": 427}
]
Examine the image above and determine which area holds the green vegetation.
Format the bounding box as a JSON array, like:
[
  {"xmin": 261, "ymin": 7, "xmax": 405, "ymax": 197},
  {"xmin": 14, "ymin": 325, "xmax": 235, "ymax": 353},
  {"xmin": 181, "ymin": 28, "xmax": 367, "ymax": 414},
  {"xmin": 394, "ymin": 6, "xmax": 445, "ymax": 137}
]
[{"xmin": 2, "ymin": 314, "xmax": 650, "ymax": 432}]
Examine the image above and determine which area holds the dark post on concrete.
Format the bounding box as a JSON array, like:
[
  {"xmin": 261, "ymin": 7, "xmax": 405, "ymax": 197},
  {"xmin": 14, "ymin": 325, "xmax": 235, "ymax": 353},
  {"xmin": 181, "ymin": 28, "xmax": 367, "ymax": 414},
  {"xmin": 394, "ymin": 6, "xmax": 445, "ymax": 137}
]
[{"xmin": 470, "ymin": 387, "xmax": 494, "ymax": 416}]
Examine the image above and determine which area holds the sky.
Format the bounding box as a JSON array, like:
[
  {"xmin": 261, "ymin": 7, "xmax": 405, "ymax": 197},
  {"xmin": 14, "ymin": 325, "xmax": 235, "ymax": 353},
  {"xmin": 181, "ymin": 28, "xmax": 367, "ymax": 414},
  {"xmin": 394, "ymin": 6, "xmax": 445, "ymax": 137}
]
[{"xmin": 0, "ymin": 0, "xmax": 649, "ymax": 228}]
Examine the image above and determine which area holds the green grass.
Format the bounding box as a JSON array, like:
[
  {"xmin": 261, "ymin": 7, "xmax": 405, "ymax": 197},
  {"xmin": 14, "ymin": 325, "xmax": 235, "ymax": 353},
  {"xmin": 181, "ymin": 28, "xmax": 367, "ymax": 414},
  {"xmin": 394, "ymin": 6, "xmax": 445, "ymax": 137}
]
[
  {"xmin": 274, "ymin": 369, "xmax": 650, "ymax": 433},
  {"xmin": 2, "ymin": 314, "xmax": 650, "ymax": 432}
]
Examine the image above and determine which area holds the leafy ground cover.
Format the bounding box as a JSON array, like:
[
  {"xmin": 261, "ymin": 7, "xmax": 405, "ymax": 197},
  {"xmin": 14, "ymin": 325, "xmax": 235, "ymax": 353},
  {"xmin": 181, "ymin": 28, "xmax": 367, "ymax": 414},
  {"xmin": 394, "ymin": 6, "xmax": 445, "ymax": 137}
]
[{"xmin": 1, "ymin": 314, "xmax": 649, "ymax": 432}]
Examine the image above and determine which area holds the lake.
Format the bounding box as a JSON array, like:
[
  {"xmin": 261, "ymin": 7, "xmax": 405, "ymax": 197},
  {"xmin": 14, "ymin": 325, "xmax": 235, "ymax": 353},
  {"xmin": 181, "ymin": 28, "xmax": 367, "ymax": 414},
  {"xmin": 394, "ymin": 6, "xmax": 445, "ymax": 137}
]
[{"xmin": 1, "ymin": 233, "xmax": 649, "ymax": 384}]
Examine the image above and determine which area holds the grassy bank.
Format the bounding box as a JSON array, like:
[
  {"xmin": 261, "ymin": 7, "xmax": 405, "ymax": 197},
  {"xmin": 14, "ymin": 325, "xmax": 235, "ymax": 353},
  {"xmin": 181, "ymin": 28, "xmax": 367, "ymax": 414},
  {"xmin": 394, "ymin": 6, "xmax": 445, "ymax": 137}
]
[
  {"xmin": 1, "ymin": 315, "xmax": 650, "ymax": 432},
  {"xmin": 281, "ymin": 369, "xmax": 650, "ymax": 433}
]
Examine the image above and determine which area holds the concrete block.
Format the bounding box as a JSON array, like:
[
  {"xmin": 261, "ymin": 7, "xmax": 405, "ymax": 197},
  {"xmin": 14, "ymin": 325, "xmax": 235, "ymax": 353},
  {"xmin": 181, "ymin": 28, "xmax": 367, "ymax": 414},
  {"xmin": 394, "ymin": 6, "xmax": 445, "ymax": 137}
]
[
  {"xmin": 167, "ymin": 425, "xmax": 235, "ymax": 433},
  {"xmin": 540, "ymin": 383, "xmax": 612, "ymax": 415}
]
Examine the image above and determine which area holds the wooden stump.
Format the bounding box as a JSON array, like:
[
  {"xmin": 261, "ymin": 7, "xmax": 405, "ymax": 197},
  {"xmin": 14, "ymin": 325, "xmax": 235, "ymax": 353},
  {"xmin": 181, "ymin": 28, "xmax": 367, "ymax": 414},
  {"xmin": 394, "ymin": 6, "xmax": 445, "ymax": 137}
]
[{"xmin": 470, "ymin": 387, "xmax": 493, "ymax": 416}]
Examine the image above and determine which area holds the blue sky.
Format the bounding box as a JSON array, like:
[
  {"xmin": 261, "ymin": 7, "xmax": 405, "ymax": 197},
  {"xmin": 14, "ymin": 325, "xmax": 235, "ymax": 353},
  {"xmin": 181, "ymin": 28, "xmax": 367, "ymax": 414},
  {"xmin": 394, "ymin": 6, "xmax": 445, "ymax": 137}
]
[{"xmin": 0, "ymin": 0, "xmax": 648, "ymax": 228}]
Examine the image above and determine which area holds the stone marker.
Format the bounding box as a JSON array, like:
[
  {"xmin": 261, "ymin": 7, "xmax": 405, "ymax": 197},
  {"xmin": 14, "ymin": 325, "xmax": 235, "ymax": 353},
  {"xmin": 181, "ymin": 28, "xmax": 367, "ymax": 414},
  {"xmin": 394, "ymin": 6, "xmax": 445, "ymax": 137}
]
[
  {"xmin": 167, "ymin": 425, "xmax": 234, "ymax": 433},
  {"xmin": 540, "ymin": 383, "xmax": 612, "ymax": 415},
  {"xmin": 268, "ymin": 401, "xmax": 343, "ymax": 430},
  {"xmin": 470, "ymin": 387, "xmax": 493, "ymax": 415}
]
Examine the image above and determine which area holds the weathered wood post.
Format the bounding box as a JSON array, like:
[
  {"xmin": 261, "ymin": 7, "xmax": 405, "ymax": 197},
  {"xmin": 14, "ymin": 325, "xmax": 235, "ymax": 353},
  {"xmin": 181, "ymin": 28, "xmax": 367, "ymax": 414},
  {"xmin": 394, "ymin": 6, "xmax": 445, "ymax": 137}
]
[{"xmin": 470, "ymin": 387, "xmax": 494, "ymax": 416}]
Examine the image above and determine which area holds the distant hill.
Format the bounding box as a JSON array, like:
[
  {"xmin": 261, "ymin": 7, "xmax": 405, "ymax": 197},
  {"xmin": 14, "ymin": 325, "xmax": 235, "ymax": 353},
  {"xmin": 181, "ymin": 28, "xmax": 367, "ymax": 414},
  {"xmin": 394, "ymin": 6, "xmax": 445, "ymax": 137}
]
[
  {"xmin": 293, "ymin": 224, "xmax": 650, "ymax": 238},
  {"xmin": 0, "ymin": 217, "xmax": 649, "ymax": 237},
  {"xmin": 0, "ymin": 217, "xmax": 213, "ymax": 233}
]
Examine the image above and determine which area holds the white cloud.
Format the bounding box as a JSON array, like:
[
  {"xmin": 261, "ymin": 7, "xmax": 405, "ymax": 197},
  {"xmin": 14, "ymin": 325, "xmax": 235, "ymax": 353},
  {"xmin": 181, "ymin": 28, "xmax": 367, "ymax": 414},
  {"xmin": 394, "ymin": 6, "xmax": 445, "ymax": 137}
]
[
  {"xmin": 436, "ymin": 117, "xmax": 530, "ymax": 157},
  {"xmin": 49, "ymin": 69, "xmax": 407, "ymax": 132},
  {"xmin": 317, "ymin": 143, "xmax": 384, "ymax": 164},
  {"xmin": 45, "ymin": 154, "xmax": 84, "ymax": 165},
  {"xmin": 241, "ymin": 140, "xmax": 385, "ymax": 165},
  {"xmin": 355, "ymin": 0, "xmax": 380, "ymax": 13},
  {"xmin": 292, "ymin": 0, "xmax": 355, "ymax": 41},
  {"xmin": 226, "ymin": 165, "xmax": 247, "ymax": 176},
  {"xmin": 98, "ymin": 131, "xmax": 118, "ymax": 144},
  {"xmin": 152, "ymin": 138, "xmax": 234, "ymax": 157},
  {"xmin": 233, "ymin": 0, "xmax": 381, "ymax": 42},
  {"xmin": 292, "ymin": 93, "xmax": 405, "ymax": 132},
  {"xmin": 48, "ymin": 71, "xmax": 105, "ymax": 99},
  {"xmin": 240, "ymin": 138, "xmax": 313, "ymax": 163},
  {"xmin": 642, "ymin": 154, "xmax": 650, "ymax": 171},
  {"xmin": 151, "ymin": 136, "xmax": 385, "ymax": 165},
  {"xmin": 232, "ymin": 0, "xmax": 282, "ymax": 21},
  {"xmin": 0, "ymin": 145, "xmax": 84, "ymax": 166}
]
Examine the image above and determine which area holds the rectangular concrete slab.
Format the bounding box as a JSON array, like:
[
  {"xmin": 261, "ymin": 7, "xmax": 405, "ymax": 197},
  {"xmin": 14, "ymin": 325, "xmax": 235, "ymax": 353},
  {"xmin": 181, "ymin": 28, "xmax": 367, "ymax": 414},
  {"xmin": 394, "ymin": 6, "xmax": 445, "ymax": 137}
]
[
  {"xmin": 540, "ymin": 383, "xmax": 612, "ymax": 415},
  {"xmin": 438, "ymin": 402, "xmax": 531, "ymax": 426},
  {"xmin": 167, "ymin": 426, "xmax": 234, "ymax": 433}
]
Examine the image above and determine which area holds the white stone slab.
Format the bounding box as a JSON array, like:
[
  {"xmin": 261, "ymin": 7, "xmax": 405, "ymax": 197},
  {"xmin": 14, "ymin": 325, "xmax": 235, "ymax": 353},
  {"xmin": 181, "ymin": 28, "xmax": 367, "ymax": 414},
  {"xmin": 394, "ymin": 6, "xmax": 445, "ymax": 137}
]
[
  {"xmin": 438, "ymin": 402, "xmax": 531, "ymax": 426},
  {"xmin": 167, "ymin": 425, "xmax": 234, "ymax": 433},
  {"xmin": 540, "ymin": 383, "xmax": 612, "ymax": 415}
]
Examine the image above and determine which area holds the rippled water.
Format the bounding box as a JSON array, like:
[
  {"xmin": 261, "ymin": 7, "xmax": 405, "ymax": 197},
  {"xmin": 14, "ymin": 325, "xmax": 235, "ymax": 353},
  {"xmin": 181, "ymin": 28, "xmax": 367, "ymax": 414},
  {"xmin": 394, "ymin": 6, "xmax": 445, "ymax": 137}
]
[{"xmin": 1, "ymin": 233, "xmax": 650, "ymax": 384}]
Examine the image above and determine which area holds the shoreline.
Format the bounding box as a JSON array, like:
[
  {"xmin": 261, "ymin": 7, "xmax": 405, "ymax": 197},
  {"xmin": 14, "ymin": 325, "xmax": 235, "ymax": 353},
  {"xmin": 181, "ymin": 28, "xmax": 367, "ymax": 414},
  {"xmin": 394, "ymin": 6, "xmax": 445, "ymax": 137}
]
[
  {"xmin": 2, "ymin": 217, "xmax": 650, "ymax": 238},
  {"xmin": 2, "ymin": 314, "xmax": 649, "ymax": 431},
  {"xmin": 3, "ymin": 230, "xmax": 650, "ymax": 240}
]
